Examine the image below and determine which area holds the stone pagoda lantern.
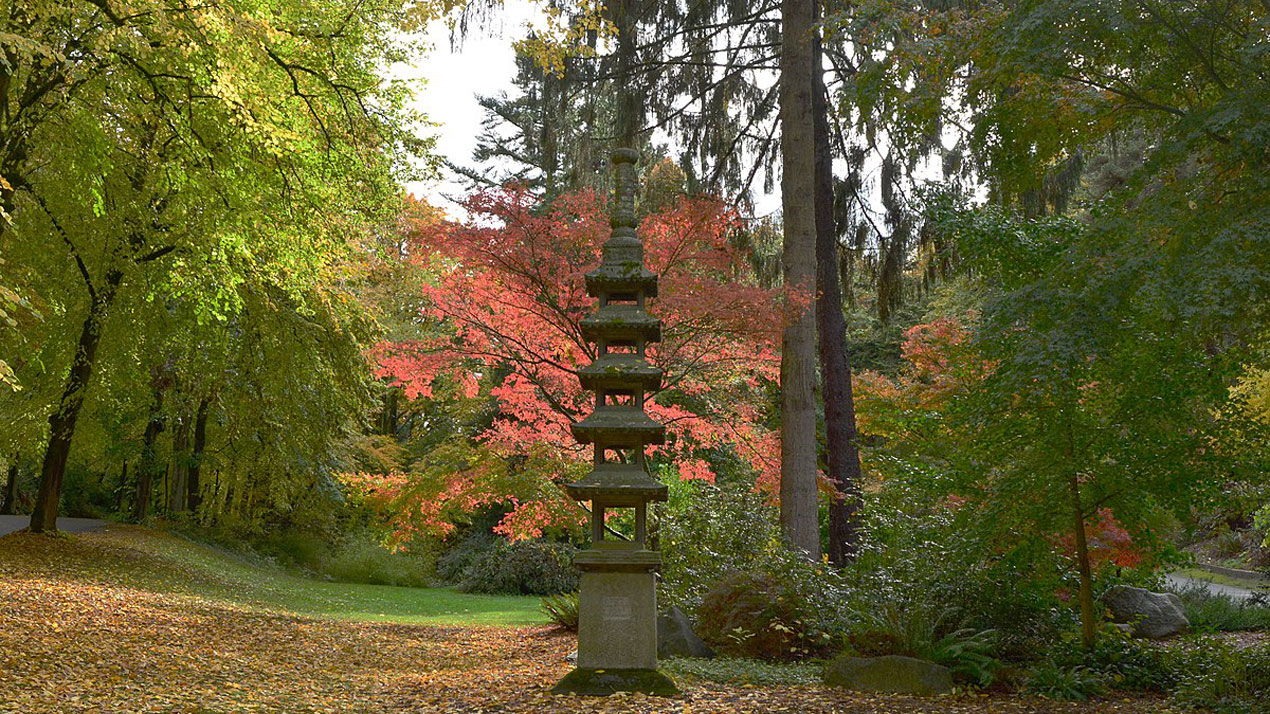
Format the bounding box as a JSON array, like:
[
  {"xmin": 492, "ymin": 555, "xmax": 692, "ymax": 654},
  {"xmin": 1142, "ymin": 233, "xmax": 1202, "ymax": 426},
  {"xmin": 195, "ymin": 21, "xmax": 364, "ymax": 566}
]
[{"xmin": 552, "ymin": 148, "xmax": 678, "ymax": 697}]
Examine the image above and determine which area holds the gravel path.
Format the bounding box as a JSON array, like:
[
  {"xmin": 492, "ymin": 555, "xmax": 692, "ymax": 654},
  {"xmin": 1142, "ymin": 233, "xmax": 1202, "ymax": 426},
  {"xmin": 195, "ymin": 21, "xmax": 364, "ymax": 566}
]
[{"xmin": 0, "ymin": 515, "xmax": 107, "ymax": 537}]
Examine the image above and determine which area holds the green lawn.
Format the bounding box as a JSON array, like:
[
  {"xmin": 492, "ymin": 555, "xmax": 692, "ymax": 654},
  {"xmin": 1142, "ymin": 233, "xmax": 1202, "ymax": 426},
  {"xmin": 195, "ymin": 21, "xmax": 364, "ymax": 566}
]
[{"xmin": 64, "ymin": 526, "xmax": 547, "ymax": 627}]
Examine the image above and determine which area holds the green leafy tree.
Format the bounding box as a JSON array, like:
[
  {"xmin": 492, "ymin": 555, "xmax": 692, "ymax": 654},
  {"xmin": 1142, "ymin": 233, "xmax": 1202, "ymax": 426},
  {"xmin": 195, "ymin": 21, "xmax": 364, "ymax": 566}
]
[{"xmin": 0, "ymin": 0, "xmax": 432, "ymax": 532}]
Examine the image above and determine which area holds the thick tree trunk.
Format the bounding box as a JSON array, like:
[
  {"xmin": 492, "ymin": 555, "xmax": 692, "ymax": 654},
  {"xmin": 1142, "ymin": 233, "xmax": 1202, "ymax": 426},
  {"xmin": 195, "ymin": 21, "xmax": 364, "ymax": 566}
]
[
  {"xmin": 1, "ymin": 457, "xmax": 18, "ymax": 515},
  {"xmin": 813, "ymin": 24, "xmax": 864, "ymax": 566},
  {"xmin": 187, "ymin": 397, "xmax": 210, "ymax": 514},
  {"xmin": 778, "ymin": 0, "xmax": 821, "ymax": 557},
  {"xmin": 1070, "ymin": 473, "xmax": 1097, "ymax": 649},
  {"xmin": 30, "ymin": 279, "xmax": 117, "ymax": 533},
  {"xmin": 132, "ymin": 385, "xmax": 166, "ymax": 522},
  {"xmin": 166, "ymin": 413, "xmax": 191, "ymax": 513}
]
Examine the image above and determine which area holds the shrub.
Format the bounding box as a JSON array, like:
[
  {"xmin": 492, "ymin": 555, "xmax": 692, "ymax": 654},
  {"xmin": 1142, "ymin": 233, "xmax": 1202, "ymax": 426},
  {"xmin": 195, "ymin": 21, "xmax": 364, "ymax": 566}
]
[
  {"xmin": 1024, "ymin": 660, "xmax": 1106, "ymax": 701},
  {"xmin": 925, "ymin": 628, "xmax": 1001, "ymax": 686},
  {"xmin": 321, "ymin": 532, "xmax": 434, "ymax": 587},
  {"xmin": 541, "ymin": 591, "xmax": 579, "ymax": 631},
  {"xmin": 61, "ymin": 468, "xmax": 113, "ymax": 519},
  {"xmin": 659, "ymin": 477, "xmax": 848, "ymax": 654},
  {"xmin": 260, "ymin": 531, "xmax": 328, "ymax": 571},
  {"xmin": 460, "ymin": 540, "xmax": 578, "ymax": 595},
  {"xmin": 695, "ymin": 571, "xmax": 833, "ymax": 661},
  {"xmin": 436, "ymin": 531, "xmax": 499, "ymax": 584},
  {"xmin": 1212, "ymin": 528, "xmax": 1246, "ymax": 561},
  {"xmin": 1169, "ymin": 581, "xmax": 1270, "ymax": 632},
  {"xmin": 658, "ymin": 479, "xmax": 788, "ymax": 614},
  {"xmin": 1049, "ymin": 623, "xmax": 1174, "ymax": 692},
  {"xmin": 844, "ymin": 491, "xmax": 1075, "ymax": 660},
  {"xmin": 1171, "ymin": 641, "xmax": 1270, "ymax": 714},
  {"xmin": 847, "ymin": 603, "xmax": 1000, "ymax": 686}
]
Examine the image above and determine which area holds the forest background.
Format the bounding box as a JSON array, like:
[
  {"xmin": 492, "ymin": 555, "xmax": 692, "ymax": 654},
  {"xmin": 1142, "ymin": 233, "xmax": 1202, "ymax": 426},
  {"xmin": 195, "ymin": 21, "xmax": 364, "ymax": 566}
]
[{"xmin": 1, "ymin": 0, "xmax": 1269, "ymax": 703}]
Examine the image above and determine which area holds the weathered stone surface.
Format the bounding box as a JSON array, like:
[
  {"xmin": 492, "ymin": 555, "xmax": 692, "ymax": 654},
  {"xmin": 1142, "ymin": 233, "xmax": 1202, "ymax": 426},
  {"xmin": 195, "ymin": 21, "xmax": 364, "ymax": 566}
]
[
  {"xmin": 1102, "ymin": 585, "xmax": 1190, "ymax": 639},
  {"xmin": 576, "ymin": 571, "xmax": 658, "ymax": 670},
  {"xmin": 657, "ymin": 606, "xmax": 714, "ymax": 659},
  {"xmin": 551, "ymin": 668, "xmax": 679, "ymax": 696},
  {"xmin": 554, "ymin": 148, "xmax": 670, "ymax": 698},
  {"xmin": 822, "ymin": 655, "xmax": 954, "ymax": 695}
]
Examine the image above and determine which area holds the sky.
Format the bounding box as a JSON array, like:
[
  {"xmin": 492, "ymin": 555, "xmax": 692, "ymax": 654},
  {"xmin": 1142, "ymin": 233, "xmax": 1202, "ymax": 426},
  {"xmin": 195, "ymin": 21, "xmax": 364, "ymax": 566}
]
[
  {"xmin": 396, "ymin": 5, "xmax": 924, "ymax": 223},
  {"xmin": 401, "ymin": 5, "xmax": 544, "ymax": 213}
]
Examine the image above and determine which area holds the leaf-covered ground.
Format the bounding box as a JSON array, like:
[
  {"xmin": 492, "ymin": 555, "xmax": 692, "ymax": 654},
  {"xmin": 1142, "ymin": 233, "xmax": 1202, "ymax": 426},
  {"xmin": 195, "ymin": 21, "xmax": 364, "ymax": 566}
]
[{"xmin": 0, "ymin": 527, "xmax": 1180, "ymax": 713}]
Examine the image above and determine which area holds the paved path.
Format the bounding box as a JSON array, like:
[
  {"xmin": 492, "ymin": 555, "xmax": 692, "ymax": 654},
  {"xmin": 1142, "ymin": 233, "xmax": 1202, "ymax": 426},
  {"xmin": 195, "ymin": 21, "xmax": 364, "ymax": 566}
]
[
  {"xmin": 1166, "ymin": 571, "xmax": 1268, "ymax": 603},
  {"xmin": 0, "ymin": 515, "xmax": 107, "ymax": 537}
]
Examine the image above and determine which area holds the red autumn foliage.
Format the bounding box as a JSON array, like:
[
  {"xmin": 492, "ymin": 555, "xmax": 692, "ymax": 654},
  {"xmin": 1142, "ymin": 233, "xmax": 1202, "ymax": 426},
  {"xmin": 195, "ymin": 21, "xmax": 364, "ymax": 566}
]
[
  {"xmin": 350, "ymin": 187, "xmax": 802, "ymax": 542},
  {"xmin": 1057, "ymin": 508, "xmax": 1143, "ymax": 570}
]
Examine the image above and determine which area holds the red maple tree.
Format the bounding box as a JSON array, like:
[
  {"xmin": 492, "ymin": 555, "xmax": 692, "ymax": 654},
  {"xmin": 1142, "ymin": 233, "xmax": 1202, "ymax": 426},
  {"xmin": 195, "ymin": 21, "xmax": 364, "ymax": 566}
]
[{"xmin": 348, "ymin": 187, "xmax": 801, "ymax": 542}]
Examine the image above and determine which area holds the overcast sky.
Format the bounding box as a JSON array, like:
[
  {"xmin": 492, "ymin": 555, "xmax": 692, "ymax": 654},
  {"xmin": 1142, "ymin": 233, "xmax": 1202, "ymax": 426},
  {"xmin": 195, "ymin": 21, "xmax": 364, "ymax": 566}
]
[
  {"xmin": 397, "ymin": 6, "xmax": 897, "ymax": 221},
  {"xmin": 401, "ymin": 5, "xmax": 545, "ymax": 213}
]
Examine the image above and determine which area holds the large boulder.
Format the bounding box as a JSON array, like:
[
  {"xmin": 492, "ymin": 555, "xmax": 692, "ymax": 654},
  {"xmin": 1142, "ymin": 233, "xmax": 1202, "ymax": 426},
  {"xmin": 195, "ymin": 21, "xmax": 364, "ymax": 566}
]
[
  {"xmin": 822, "ymin": 655, "xmax": 954, "ymax": 695},
  {"xmin": 658, "ymin": 606, "xmax": 715, "ymax": 659},
  {"xmin": 1102, "ymin": 585, "xmax": 1190, "ymax": 639}
]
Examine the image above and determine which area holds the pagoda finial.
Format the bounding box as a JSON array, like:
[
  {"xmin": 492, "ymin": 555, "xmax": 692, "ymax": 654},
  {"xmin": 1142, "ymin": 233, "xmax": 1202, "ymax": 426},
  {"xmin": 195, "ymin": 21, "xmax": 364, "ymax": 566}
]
[{"xmin": 611, "ymin": 148, "xmax": 639, "ymax": 229}]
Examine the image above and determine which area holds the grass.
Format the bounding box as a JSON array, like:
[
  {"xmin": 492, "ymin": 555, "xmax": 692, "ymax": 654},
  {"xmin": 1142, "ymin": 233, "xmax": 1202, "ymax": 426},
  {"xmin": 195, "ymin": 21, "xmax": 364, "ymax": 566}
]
[
  {"xmin": 6, "ymin": 524, "xmax": 546, "ymax": 627},
  {"xmin": 0, "ymin": 526, "xmax": 1183, "ymax": 714},
  {"xmin": 1172, "ymin": 568, "xmax": 1269, "ymax": 591}
]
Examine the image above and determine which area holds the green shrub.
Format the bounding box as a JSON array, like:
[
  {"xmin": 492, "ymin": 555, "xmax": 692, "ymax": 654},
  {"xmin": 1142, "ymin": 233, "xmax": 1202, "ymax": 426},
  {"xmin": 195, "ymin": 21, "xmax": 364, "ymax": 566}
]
[
  {"xmin": 844, "ymin": 492, "xmax": 1075, "ymax": 660},
  {"xmin": 61, "ymin": 468, "xmax": 113, "ymax": 519},
  {"xmin": 659, "ymin": 477, "xmax": 848, "ymax": 655},
  {"xmin": 1170, "ymin": 582, "xmax": 1270, "ymax": 632},
  {"xmin": 658, "ymin": 479, "xmax": 789, "ymax": 614},
  {"xmin": 696, "ymin": 571, "xmax": 833, "ymax": 661},
  {"xmin": 1212, "ymin": 528, "xmax": 1246, "ymax": 561},
  {"xmin": 436, "ymin": 531, "xmax": 499, "ymax": 584},
  {"xmin": 847, "ymin": 603, "xmax": 1000, "ymax": 685},
  {"xmin": 1048, "ymin": 623, "xmax": 1175, "ymax": 692},
  {"xmin": 925, "ymin": 628, "xmax": 1001, "ymax": 686},
  {"xmin": 541, "ymin": 591, "xmax": 579, "ymax": 631},
  {"xmin": 1024, "ymin": 660, "xmax": 1106, "ymax": 701},
  {"xmin": 460, "ymin": 540, "xmax": 578, "ymax": 595},
  {"xmin": 321, "ymin": 532, "xmax": 434, "ymax": 587},
  {"xmin": 260, "ymin": 531, "xmax": 328, "ymax": 571},
  {"xmin": 1171, "ymin": 642, "xmax": 1270, "ymax": 714}
]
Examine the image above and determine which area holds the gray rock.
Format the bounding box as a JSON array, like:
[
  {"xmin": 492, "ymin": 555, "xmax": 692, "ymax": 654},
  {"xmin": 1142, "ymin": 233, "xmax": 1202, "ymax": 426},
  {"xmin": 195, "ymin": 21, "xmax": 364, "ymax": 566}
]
[
  {"xmin": 1102, "ymin": 585, "xmax": 1190, "ymax": 639},
  {"xmin": 565, "ymin": 649, "xmax": 577, "ymax": 664},
  {"xmin": 822, "ymin": 655, "xmax": 954, "ymax": 695},
  {"xmin": 657, "ymin": 606, "xmax": 715, "ymax": 659}
]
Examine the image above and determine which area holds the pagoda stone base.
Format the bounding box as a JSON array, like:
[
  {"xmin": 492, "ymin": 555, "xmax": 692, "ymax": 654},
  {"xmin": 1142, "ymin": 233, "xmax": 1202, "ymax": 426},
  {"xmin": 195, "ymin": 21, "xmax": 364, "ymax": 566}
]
[
  {"xmin": 576, "ymin": 571, "xmax": 657, "ymax": 670},
  {"xmin": 551, "ymin": 668, "xmax": 679, "ymax": 697}
]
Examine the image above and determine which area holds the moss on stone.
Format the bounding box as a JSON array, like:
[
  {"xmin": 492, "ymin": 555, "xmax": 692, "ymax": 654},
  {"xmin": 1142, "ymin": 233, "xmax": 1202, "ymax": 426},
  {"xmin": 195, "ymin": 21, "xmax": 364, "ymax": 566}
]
[{"xmin": 551, "ymin": 668, "xmax": 680, "ymax": 697}]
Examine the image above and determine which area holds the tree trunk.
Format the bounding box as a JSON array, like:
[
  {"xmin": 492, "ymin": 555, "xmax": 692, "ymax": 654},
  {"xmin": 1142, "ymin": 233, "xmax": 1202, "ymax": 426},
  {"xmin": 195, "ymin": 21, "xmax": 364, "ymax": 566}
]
[
  {"xmin": 778, "ymin": 0, "xmax": 821, "ymax": 557},
  {"xmin": 612, "ymin": 0, "xmax": 640, "ymax": 149},
  {"xmin": 132, "ymin": 384, "xmax": 166, "ymax": 522},
  {"xmin": 114, "ymin": 460, "xmax": 128, "ymax": 514},
  {"xmin": 813, "ymin": 20, "xmax": 864, "ymax": 566},
  {"xmin": 29, "ymin": 278, "xmax": 118, "ymax": 533},
  {"xmin": 1069, "ymin": 473, "xmax": 1097, "ymax": 649},
  {"xmin": 166, "ymin": 412, "xmax": 191, "ymax": 513},
  {"xmin": 1, "ymin": 457, "xmax": 18, "ymax": 515},
  {"xmin": 187, "ymin": 397, "xmax": 210, "ymax": 514}
]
